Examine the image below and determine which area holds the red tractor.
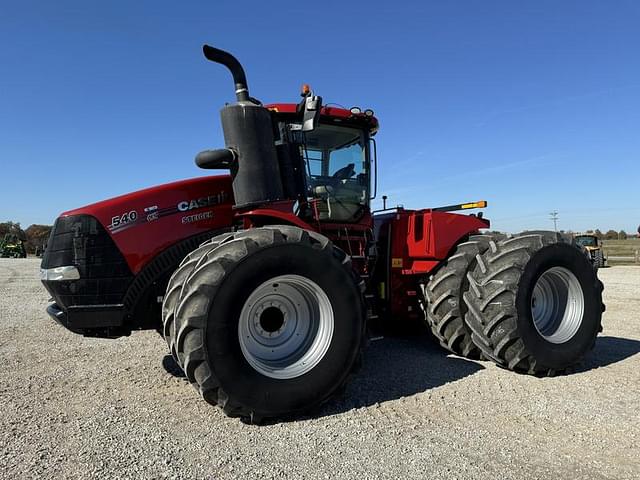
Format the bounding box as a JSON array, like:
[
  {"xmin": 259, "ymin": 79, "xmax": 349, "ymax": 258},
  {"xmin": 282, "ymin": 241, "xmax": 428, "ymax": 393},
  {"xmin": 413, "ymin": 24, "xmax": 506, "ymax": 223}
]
[{"xmin": 41, "ymin": 46, "xmax": 604, "ymax": 422}]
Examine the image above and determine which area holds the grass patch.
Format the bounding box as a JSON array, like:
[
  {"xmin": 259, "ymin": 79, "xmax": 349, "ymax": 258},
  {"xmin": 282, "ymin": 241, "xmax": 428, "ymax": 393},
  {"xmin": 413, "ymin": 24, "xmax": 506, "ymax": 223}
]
[{"xmin": 602, "ymin": 238, "xmax": 640, "ymax": 265}]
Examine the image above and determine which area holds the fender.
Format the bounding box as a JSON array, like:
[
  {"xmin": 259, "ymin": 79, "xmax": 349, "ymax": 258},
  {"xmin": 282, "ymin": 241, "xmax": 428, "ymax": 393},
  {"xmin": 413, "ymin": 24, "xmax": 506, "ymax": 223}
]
[
  {"xmin": 395, "ymin": 210, "xmax": 490, "ymax": 275},
  {"xmin": 61, "ymin": 175, "xmax": 235, "ymax": 274},
  {"xmin": 408, "ymin": 211, "xmax": 490, "ymax": 260},
  {"xmin": 238, "ymin": 206, "xmax": 315, "ymax": 231}
]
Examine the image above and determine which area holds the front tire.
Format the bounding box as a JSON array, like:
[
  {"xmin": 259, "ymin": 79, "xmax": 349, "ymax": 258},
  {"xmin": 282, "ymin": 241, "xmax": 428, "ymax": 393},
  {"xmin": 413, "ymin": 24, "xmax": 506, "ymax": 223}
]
[
  {"xmin": 162, "ymin": 226, "xmax": 366, "ymax": 422},
  {"xmin": 464, "ymin": 232, "xmax": 604, "ymax": 374},
  {"xmin": 162, "ymin": 231, "xmax": 236, "ymax": 362}
]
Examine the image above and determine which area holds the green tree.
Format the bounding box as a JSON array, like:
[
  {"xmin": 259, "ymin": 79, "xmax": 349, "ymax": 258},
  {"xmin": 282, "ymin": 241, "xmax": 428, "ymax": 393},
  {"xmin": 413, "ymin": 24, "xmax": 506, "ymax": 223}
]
[
  {"xmin": 618, "ymin": 230, "xmax": 628, "ymax": 240},
  {"xmin": 0, "ymin": 222, "xmax": 26, "ymax": 240},
  {"xmin": 605, "ymin": 230, "xmax": 618, "ymax": 240},
  {"xmin": 594, "ymin": 229, "xmax": 603, "ymax": 240}
]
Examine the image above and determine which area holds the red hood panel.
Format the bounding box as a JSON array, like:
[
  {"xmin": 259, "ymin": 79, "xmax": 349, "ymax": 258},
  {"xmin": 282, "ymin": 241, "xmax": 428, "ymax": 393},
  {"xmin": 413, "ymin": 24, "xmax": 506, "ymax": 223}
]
[{"xmin": 62, "ymin": 175, "xmax": 235, "ymax": 274}]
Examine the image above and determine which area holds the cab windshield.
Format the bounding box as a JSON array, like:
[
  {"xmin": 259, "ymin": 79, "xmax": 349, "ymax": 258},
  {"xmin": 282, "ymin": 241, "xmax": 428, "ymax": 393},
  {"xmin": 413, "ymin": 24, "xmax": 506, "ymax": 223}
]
[
  {"xmin": 575, "ymin": 236, "xmax": 598, "ymax": 247},
  {"xmin": 301, "ymin": 124, "xmax": 369, "ymax": 222}
]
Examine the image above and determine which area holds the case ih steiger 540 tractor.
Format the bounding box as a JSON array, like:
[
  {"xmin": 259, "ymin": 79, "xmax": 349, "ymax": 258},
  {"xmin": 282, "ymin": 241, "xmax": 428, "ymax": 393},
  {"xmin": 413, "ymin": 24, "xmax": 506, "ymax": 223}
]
[{"xmin": 41, "ymin": 46, "xmax": 604, "ymax": 422}]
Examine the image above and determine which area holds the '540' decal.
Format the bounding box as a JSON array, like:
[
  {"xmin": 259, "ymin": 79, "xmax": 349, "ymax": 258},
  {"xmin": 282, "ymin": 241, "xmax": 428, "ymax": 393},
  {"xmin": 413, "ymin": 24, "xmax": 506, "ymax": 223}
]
[{"xmin": 109, "ymin": 210, "xmax": 138, "ymax": 232}]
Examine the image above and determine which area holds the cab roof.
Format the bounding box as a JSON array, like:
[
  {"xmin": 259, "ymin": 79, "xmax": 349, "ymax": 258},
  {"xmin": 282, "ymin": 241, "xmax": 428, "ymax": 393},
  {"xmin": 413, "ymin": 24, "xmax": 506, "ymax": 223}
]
[{"xmin": 265, "ymin": 103, "xmax": 379, "ymax": 134}]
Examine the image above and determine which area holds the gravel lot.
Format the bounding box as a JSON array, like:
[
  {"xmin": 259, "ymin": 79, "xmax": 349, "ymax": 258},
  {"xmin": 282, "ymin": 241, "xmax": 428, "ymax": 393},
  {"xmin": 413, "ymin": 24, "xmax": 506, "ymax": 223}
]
[{"xmin": 1, "ymin": 258, "xmax": 639, "ymax": 479}]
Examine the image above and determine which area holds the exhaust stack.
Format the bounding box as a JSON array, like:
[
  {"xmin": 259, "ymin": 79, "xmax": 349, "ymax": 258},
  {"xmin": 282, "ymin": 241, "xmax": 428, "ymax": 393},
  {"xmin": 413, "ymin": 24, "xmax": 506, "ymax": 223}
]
[
  {"xmin": 202, "ymin": 45, "xmax": 251, "ymax": 103},
  {"xmin": 199, "ymin": 45, "xmax": 283, "ymax": 208}
]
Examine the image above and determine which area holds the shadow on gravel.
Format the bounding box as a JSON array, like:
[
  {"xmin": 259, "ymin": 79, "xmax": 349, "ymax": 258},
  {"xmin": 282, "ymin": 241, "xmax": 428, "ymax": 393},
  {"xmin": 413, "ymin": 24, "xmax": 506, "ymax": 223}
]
[
  {"xmin": 161, "ymin": 335, "xmax": 482, "ymax": 422},
  {"xmin": 574, "ymin": 336, "xmax": 640, "ymax": 372},
  {"xmin": 162, "ymin": 354, "xmax": 186, "ymax": 378},
  {"xmin": 317, "ymin": 334, "xmax": 484, "ymax": 418},
  {"xmin": 161, "ymin": 335, "xmax": 640, "ymax": 422}
]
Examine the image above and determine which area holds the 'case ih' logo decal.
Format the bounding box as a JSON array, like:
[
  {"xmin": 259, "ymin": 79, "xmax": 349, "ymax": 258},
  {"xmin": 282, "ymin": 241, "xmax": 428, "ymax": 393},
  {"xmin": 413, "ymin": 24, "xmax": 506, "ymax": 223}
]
[{"xmin": 177, "ymin": 192, "xmax": 228, "ymax": 212}]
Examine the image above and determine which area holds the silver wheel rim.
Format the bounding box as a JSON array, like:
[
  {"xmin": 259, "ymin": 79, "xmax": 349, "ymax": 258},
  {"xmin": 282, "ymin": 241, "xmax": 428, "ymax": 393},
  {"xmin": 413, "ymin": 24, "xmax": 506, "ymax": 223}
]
[
  {"xmin": 531, "ymin": 266, "xmax": 584, "ymax": 344},
  {"xmin": 238, "ymin": 274, "xmax": 334, "ymax": 379}
]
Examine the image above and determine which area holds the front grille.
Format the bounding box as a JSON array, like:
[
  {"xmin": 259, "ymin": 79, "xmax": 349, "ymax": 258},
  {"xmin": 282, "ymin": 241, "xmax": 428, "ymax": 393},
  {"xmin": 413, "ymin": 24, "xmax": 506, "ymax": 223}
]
[{"xmin": 41, "ymin": 215, "xmax": 133, "ymax": 307}]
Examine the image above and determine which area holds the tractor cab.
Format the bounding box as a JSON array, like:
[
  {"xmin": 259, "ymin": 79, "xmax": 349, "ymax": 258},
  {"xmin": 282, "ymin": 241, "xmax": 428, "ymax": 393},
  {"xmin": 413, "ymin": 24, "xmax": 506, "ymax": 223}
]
[
  {"xmin": 574, "ymin": 234, "xmax": 599, "ymax": 248},
  {"xmin": 194, "ymin": 46, "xmax": 378, "ymax": 225},
  {"xmin": 300, "ymin": 120, "xmax": 370, "ymax": 222},
  {"xmin": 268, "ymin": 100, "xmax": 378, "ymax": 223}
]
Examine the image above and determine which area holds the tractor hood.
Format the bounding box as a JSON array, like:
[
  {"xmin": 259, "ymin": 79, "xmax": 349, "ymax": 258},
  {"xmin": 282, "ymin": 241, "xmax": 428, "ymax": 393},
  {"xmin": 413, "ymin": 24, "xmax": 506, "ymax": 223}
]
[{"xmin": 54, "ymin": 175, "xmax": 235, "ymax": 274}]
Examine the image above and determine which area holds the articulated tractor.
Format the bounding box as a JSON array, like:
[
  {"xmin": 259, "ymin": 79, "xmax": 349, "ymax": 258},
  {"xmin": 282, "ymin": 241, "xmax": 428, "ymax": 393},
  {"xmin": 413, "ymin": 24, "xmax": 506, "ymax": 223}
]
[{"xmin": 41, "ymin": 46, "xmax": 604, "ymax": 422}]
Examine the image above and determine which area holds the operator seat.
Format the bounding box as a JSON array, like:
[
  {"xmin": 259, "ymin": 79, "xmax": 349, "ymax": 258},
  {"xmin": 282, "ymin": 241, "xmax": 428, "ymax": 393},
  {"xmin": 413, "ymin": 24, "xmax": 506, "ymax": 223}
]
[{"xmin": 312, "ymin": 163, "xmax": 364, "ymax": 221}]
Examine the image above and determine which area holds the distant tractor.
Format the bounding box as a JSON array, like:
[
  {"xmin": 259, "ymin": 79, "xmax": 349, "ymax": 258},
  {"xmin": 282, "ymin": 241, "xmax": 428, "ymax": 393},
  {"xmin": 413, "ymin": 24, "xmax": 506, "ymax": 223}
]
[
  {"xmin": 40, "ymin": 45, "xmax": 605, "ymax": 422},
  {"xmin": 0, "ymin": 233, "xmax": 27, "ymax": 258},
  {"xmin": 574, "ymin": 234, "xmax": 606, "ymax": 268}
]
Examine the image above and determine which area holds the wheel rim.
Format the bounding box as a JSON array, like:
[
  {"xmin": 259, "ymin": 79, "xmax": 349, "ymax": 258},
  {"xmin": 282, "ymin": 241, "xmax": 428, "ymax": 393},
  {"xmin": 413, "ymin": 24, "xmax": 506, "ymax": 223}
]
[
  {"xmin": 238, "ymin": 274, "xmax": 334, "ymax": 379},
  {"xmin": 530, "ymin": 266, "xmax": 584, "ymax": 344}
]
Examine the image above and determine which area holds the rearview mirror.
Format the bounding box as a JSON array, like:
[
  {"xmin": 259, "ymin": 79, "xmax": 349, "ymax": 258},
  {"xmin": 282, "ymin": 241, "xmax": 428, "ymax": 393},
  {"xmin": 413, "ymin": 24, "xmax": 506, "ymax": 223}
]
[{"xmin": 302, "ymin": 94, "xmax": 322, "ymax": 132}]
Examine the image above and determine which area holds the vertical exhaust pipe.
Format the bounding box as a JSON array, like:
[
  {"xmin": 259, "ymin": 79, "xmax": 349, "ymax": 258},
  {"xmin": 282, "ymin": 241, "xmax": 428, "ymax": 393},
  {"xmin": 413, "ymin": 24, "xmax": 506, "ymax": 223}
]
[
  {"xmin": 202, "ymin": 45, "xmax": 250, "ymax": 102},
  {"xmin": 199, "ymin": 44, "xmax": 284, "ymax": 208}
]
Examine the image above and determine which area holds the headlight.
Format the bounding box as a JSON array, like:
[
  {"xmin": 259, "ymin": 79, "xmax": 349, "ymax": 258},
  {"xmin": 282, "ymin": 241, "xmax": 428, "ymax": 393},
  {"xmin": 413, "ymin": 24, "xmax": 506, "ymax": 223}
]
[{"xmin": 40, "ymin": 266, "xmax": 80, "ymax": 281}]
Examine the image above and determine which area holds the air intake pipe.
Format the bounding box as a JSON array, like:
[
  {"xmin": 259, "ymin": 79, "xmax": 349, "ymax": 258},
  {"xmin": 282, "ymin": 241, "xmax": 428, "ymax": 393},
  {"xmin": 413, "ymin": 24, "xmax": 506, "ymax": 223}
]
[{"xmin": 199, "ymin": 45, "xmax": 283, "ymax": 208}]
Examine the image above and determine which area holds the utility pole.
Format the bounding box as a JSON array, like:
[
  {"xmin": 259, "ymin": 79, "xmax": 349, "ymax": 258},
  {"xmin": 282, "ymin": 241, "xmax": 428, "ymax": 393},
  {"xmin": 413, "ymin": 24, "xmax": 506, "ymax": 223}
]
[{"xmin": 550, "ymin": 211, "xmax": 559, "ymax": 232}]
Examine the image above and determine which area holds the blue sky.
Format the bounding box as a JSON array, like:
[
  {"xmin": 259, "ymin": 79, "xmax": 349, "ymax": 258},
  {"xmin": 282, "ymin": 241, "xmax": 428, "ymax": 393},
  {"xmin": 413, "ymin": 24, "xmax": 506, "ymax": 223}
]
[{"xmin": 1, "ymin": 1, "xmax": 639, "ymax": 233}]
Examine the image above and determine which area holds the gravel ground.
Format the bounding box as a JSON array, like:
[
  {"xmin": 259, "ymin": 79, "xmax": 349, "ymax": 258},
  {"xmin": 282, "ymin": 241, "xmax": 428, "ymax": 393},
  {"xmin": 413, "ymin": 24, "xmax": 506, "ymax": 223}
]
[{"xmin": 1, "ymin": 259, "xmax": 639, "ymax": 479}]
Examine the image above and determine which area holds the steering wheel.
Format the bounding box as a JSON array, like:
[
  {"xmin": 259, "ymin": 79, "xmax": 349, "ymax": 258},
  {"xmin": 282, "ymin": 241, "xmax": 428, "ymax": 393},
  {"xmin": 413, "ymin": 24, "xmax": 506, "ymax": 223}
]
[{"xmin": 332, "ymin": 163, "xmax": 356, "ymax": 180}]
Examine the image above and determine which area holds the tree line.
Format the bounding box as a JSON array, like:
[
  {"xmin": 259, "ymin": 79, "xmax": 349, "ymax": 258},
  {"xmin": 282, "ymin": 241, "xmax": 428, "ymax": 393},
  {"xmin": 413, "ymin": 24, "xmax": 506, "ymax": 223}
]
[
  {"xmin": 0, "ymin": 221, "xmax": 52, "ymax": 254},
  {"xmin": 583, "ymin": 229, "xmax": 636, "ymax": 240},
  {"xmin": 484, "ymin": 229, "xmax": 638, "ymax": 240}
]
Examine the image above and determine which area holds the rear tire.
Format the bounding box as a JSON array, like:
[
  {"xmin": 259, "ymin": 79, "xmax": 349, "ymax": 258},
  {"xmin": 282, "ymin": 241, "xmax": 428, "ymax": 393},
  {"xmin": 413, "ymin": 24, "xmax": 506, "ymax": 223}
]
[
  {"xmin": 463, "ymin": 232, "xmax": 604, "ymax": 375},
  {"xmin": 593, "ymin": 250, "xmax": 604, "ymax": 269},
  {"xmin": 420, "ymin": 235, "xmax": 492, "ymax": 359},
  {"xmin": 162, "ymin": 225, "xmax": 366, "ymax": 422}
]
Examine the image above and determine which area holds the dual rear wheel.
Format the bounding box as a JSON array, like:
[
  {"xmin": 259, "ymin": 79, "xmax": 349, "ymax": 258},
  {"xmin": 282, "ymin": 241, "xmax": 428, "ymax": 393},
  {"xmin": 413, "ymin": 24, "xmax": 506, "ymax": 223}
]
[{"xmin": 423, "ymin": 231, "xmax": 604, "ymax": 375}]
